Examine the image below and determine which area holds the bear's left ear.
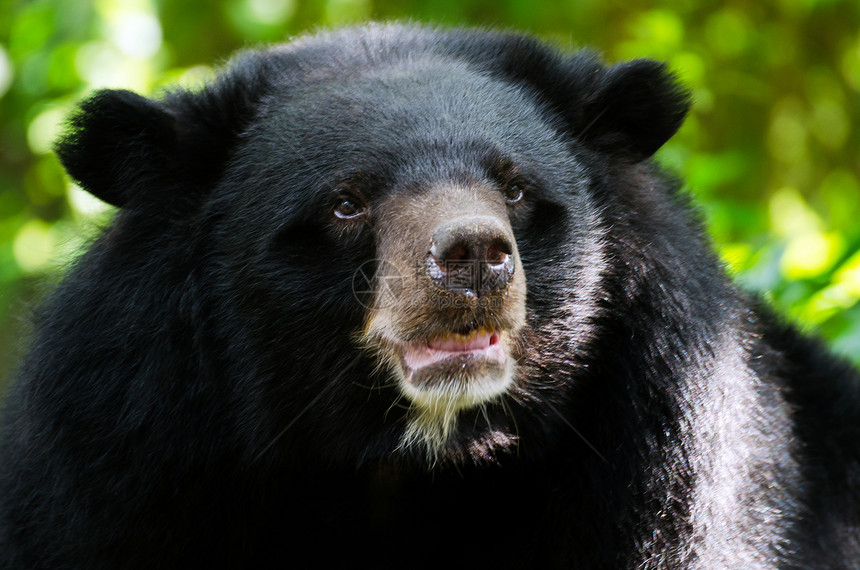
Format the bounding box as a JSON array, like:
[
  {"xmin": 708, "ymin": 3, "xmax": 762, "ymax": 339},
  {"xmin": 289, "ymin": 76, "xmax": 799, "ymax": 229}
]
[
  {"xmin": 438, "ymin": 31, "xmax": 690, "ymax": 161},
  {"xmin": 570, "ymin": 58, "xmax": 691, "ymax": 160}
]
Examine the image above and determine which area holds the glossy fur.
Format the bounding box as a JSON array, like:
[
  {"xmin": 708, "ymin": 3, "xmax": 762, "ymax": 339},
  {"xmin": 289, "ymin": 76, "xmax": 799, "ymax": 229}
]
[{"xmin": 1, "ymin": 24, "xmax": 858, "ymax": 569}]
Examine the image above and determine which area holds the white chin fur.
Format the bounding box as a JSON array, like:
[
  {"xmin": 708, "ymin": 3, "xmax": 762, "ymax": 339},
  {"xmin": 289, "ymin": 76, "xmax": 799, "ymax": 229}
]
[{"xmin": 397, "ymin": 357, "xmax": 516, "ymax": 460}]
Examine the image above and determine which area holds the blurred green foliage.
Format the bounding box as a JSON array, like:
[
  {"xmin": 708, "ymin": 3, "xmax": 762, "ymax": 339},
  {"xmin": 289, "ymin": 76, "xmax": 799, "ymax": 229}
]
[{"xmin": 1, "ymin": 0, "xmax": 859, "ymax": 389}]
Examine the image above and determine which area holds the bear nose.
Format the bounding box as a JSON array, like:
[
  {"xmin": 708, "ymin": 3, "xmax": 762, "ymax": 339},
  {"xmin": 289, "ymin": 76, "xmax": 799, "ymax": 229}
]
[{"xmin": 426, "ymin": 215, "xmax": 515, "ymax": 296}]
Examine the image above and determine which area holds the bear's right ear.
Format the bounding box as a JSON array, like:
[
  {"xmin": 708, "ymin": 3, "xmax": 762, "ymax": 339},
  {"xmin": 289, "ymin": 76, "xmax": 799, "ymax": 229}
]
[
  {"xmin": 56, "ymin": 90, "xmax": 181, "ymax": 208},
  {"xmin": 55, "ymin": 67, "xmax": 265, "ymax": 210}
]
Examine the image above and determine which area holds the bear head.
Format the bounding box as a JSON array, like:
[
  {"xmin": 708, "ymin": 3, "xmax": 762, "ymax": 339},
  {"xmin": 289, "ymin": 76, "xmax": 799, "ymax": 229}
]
[{"xmin": 55, "ymin": 24, "xmax": 690, "ymax": 465}]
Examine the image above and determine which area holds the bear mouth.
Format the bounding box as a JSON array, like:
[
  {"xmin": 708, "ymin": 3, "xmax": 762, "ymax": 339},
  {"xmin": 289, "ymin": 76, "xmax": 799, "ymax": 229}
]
[
  {"xmin": 402, "ymin": 327, "xmax": 505, "ymax": 371},
  {"xmin": 397, "ymin": 325, "xmax": 513, "ymax": 402},
  {"xmin": 392, "ymin": 324, "xmax": 516, "ymax": 455}
]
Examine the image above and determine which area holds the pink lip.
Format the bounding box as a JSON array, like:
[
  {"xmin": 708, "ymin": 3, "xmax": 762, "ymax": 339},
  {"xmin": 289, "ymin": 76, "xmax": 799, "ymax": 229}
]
[
  {"xmin": 428, "ymin": 329, "xmax": 499, "ymax": 352},
  {"xmin": 403, "ymin": 329, "xmax": 505, "ymax": 371}
]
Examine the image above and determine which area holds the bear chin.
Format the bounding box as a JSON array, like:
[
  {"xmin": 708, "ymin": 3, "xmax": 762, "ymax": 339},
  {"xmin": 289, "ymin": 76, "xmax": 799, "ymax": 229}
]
[{"xmin": 382, "ymin": 333, "xmax": 520, "ymax": 459}]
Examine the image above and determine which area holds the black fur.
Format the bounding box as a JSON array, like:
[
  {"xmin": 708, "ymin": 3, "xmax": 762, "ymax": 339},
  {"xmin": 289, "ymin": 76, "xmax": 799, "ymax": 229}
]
[{"xmin": 1, "ymin": 24, "xmax": 858, "ymax": 569}]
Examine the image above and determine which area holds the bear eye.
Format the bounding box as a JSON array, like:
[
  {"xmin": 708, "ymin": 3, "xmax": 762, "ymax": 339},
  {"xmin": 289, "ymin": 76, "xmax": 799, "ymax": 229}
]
[
  {"xmin": 333, "ymin": 197, "xmax": 367, "ymax": 220},
  {"xmin": 503, "ymin": 181, "xmax": 525, "ymax": 204}
]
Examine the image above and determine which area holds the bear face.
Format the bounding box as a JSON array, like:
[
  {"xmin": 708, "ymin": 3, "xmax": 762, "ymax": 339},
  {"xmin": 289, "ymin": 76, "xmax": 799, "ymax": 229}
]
[
  {"xmin": 159, "ymin": 31, "xmax": 688, "ymax": 465},
  {"xmin": 215, "ymin": 57, "xmax": 599, "ymax": 459},
  {"xmin": 2, "ymin": 23, "xmax": 857, "ymax": 569}
]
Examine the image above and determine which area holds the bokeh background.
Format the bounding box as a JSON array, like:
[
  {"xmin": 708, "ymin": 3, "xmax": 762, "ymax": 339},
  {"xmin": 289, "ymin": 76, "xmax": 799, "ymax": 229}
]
[{"xmin": 1, "ymin": 0, "xmax": 859, "ymax": 391}]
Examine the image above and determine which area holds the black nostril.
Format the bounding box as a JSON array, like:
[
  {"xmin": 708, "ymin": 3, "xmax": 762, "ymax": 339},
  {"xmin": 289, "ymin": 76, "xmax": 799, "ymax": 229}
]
[
  {"xmin": 426, "ymin": 215, "xmax": 515, "ymax": 296},
  {"xmin": 485, "ymin": 242, "xmax": 510, "ymax": 266},
  {"xmin": 445, "ymin": 244, "xmax": 470, "ymax": 263}
]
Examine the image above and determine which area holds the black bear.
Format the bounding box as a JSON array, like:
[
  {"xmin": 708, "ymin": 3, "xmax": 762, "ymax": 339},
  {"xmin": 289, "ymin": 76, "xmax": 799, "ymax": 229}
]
[{"xmin": 1, "ymin": 23, "xmax": 858, "ymax": 569}]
